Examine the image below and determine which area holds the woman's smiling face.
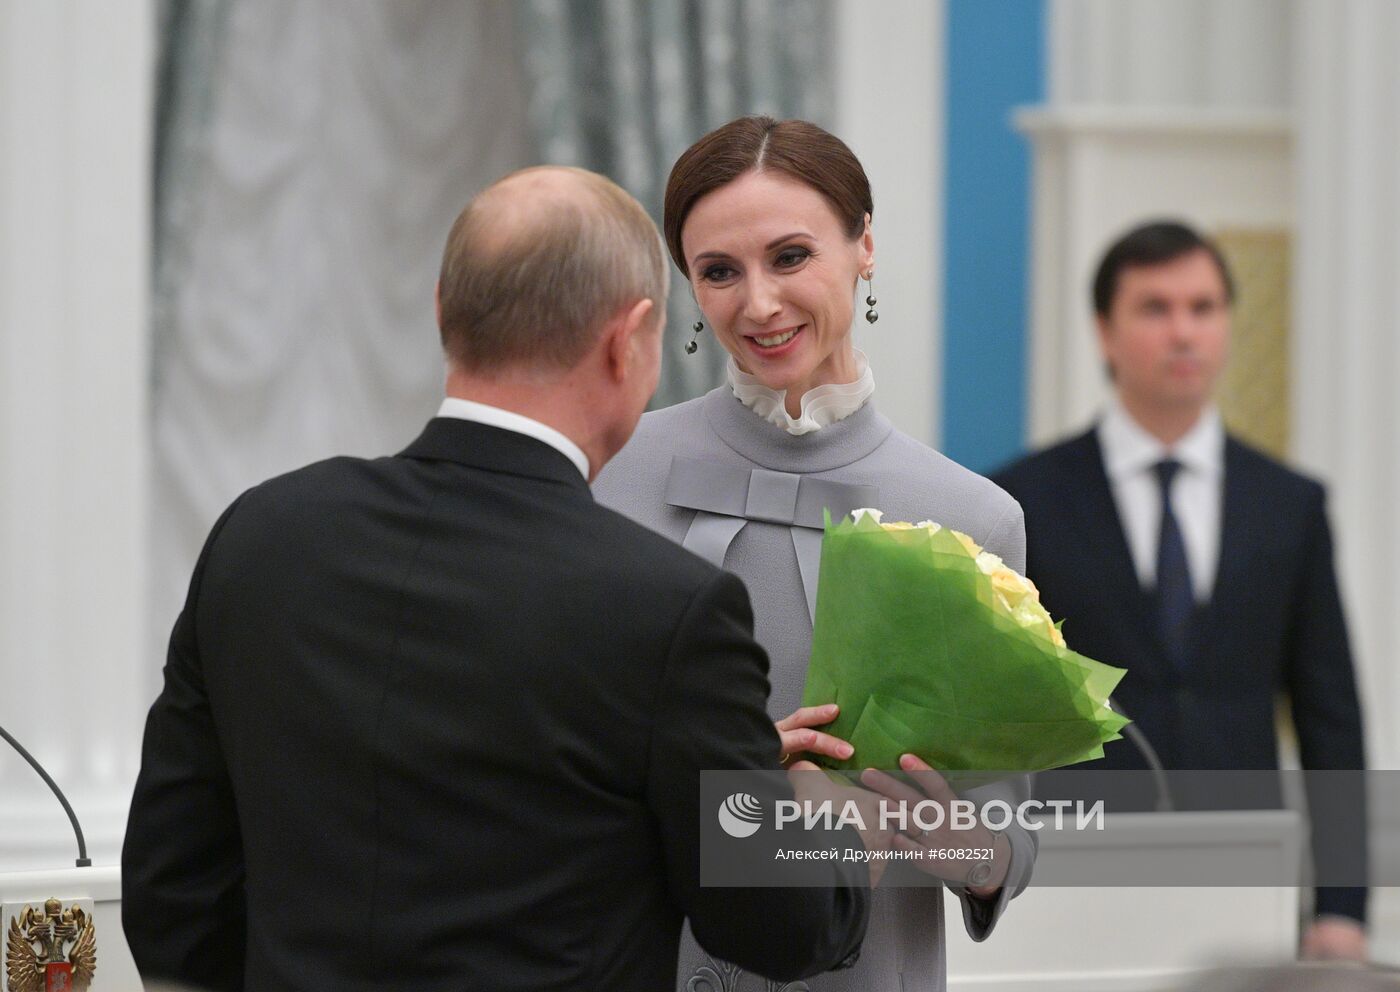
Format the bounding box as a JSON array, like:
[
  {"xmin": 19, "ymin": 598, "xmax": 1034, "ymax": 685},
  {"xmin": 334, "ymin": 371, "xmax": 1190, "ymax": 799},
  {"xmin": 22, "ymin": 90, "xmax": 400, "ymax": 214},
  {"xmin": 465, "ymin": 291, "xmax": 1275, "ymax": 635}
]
[{"xmin": 681, "ymin": 169, "xmax": 874, "ymax": 405}]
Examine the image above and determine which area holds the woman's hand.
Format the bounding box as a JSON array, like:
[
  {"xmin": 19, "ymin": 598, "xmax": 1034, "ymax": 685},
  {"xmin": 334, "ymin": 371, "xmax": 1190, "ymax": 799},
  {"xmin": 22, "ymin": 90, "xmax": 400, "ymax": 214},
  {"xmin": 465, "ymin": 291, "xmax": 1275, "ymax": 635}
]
[
  {"xmin": 860, "ymin": 754, "xmax": 1010, "ymax": 898},
  {"xmin": 775, "ymin": 704, "xmax": 853, "ymax": 765}
]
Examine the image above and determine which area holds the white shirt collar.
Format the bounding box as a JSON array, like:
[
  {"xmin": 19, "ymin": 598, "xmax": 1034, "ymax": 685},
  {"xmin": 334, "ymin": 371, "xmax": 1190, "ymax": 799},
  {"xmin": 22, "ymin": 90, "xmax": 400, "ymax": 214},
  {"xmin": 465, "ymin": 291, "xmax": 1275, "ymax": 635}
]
[
  {"xmin": 1099, "ymin": 393, "xmax": 1224, "ymax": 481},
  {"xmin": 726, "ymin": 349, "xmax": 875, "ymax": 436},
  {"xmin": 436, "ymin": 397, "xmax": 590, "ymax": 480}
]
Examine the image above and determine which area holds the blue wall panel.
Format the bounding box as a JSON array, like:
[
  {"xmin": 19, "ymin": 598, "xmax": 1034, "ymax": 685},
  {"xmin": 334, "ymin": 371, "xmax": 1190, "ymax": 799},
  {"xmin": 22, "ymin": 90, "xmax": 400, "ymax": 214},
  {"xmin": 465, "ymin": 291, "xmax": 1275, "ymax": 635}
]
[{"xmin": 941, "ymin": 0, "xmax": 1043, "ymax": 473}]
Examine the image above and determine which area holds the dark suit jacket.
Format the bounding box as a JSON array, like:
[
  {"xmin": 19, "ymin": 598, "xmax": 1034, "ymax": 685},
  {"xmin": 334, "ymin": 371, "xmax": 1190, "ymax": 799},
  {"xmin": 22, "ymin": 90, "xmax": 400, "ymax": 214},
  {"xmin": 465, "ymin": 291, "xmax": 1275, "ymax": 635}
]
[
  {"xmin": 122, "ymin": 417, "xmax": 868, "ymax": 991},
  {"xmin": 994, "ymin": 428, "xmax": 1367, "ymax": 922}
]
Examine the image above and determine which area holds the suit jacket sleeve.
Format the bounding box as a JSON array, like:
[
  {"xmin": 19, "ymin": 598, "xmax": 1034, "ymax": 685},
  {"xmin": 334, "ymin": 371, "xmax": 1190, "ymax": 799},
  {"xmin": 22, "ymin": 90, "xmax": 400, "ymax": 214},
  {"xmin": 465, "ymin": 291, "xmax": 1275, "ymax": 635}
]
[
  {"xmin": 955, "ymin": 496, "xmax": 1038, "ymax": 940},
  {"xmin": 122, "ymin": 495, "xmax": 249, "ymax": 992},
  {"xmin": 1283, "ymin": 486, "xmax": 1368, "ymax": 923},
  {"xmin": 645, "ymin": 569, "xmax": 870, "ymax": 980}
]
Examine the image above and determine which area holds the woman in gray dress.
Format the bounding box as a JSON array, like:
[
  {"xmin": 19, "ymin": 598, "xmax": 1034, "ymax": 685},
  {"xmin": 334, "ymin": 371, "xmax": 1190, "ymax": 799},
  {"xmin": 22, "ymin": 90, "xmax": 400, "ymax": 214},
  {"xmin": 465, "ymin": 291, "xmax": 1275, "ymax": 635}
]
[{"xmin": 593, "ymin": 116, "xmax": 1036, "ymax": 992}]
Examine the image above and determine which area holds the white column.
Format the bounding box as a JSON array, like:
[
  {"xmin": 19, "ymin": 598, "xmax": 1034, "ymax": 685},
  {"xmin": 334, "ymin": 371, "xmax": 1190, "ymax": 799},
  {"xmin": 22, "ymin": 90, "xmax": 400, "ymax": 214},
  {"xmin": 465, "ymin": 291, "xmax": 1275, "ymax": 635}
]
[
  {"xmin": 1049, "ymin": 0, "xmax": 1292, "ymax": 108},
  {"xmin": 1293, "ymin": 0, "xmax": 1400, "ymax": 770},
  {"xmin": 834, "ymin": 0, "xmax": 942, "ymax": 446},
  {"xmin": 0, "ymin": 1, "xmax": 154, "ymax": 868}
]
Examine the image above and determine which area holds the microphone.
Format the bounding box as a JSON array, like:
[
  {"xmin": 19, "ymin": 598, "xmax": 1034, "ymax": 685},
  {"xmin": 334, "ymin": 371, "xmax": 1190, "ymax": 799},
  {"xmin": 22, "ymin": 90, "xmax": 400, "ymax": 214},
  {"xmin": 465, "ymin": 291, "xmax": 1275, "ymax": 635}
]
[
  {"xmin": 1109, "ymin": 698, "xmax": 1174, "ymax": 813},
  {"xmin": 0, "ymin": 721, "xmax": 91, "ymax": 867}
]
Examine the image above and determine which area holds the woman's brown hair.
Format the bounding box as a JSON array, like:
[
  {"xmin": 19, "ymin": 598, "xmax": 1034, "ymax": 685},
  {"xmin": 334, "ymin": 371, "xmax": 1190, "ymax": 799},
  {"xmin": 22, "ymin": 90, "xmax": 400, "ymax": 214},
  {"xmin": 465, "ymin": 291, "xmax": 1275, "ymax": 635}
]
[{"xmin": 663, "ymin": 116, "xmax": 873, "ymax": 277}]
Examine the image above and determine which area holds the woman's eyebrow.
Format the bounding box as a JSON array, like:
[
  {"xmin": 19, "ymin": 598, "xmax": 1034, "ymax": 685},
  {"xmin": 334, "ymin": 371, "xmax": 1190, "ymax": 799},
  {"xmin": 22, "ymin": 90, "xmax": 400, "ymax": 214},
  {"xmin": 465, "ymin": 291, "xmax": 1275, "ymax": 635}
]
[
  {"xmin": 766, "ymin": 231, "xmax": 812, "ymax": 249},
  {"xmin": 692, "ymin": 232, "xmax": 814, "ymax": 264}
]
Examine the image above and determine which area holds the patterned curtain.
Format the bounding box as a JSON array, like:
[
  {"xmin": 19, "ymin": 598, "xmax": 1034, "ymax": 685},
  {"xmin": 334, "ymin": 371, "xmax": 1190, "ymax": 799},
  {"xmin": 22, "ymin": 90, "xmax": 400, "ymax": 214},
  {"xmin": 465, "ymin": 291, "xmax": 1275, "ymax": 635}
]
[
  {"xmin": 513, "ymin": 0, "xmax": 836, "ymax": 407},
  {"xmin": 148, "ymin": 0, "xmax": 834, "ymax": 663},
  {"xmin": 148, "ymin": 0, "xmax": 533, "ymax": 653}
]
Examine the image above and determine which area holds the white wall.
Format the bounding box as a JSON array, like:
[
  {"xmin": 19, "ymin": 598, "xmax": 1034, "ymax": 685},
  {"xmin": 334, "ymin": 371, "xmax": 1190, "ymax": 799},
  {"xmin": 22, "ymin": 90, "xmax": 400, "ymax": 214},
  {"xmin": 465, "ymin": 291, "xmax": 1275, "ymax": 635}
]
[
  {"xmin": 833, "ymin": 0, "xmax": 943, "ymax": 447},
  {"xmin": 0, "ymin": 2, "xmax": 155, "ymax": 868},
  {"xmin": 1293, "ymin": 0, "xmax": 1400, "ymax": 784}
]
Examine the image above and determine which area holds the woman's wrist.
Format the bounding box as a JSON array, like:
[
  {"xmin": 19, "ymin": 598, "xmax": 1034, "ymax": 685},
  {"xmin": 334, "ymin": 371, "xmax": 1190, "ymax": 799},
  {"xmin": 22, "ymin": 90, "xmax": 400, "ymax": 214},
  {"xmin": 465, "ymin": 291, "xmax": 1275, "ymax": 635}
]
[{"xmin": 966, "ymin": 829, "xmax": 1011, "ymax": 899}]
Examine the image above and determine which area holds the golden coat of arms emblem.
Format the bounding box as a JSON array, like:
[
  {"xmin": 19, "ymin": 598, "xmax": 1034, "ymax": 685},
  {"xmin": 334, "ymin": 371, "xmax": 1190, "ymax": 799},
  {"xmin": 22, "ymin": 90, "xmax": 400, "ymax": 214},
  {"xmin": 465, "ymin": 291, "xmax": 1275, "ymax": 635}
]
[{"xmin": 5, "ymin": 898, "xmax": 96, "ymax": 992}]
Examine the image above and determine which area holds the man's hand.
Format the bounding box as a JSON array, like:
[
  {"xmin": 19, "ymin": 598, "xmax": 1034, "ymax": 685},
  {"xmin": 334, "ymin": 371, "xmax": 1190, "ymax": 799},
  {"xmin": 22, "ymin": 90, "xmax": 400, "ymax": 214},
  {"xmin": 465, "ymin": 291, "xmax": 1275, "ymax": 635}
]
[
  {"xmin": 1301, "ymin": 915, "xmax": 1367, "ymax": 962},
  {"xmin": 859, "ymin": 754, "xmax": 1010, "ymax": 899},
  {"xmin": 787, "ymin": 760, "xmax": 898, "ymax": 886},
  {"xmin": 776, "ymin": 704, "xmax": 853, "ymax": 765}
]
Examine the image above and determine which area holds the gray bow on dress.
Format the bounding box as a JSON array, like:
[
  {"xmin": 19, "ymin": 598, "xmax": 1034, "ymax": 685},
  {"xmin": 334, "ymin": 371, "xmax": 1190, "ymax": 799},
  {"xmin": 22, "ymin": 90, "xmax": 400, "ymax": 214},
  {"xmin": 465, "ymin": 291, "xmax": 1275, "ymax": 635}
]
[{"xmin": 664, "ymin": 456, "xmax": 879, "ymax": 624}]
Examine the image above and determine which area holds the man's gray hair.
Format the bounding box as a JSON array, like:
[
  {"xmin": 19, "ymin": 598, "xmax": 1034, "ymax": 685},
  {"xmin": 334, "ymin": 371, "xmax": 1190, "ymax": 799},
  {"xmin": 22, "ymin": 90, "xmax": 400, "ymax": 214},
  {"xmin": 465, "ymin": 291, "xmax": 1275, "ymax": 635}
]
[{"xmin": 437, "ymin": 166, "xmax": 668, "ymax": 373}]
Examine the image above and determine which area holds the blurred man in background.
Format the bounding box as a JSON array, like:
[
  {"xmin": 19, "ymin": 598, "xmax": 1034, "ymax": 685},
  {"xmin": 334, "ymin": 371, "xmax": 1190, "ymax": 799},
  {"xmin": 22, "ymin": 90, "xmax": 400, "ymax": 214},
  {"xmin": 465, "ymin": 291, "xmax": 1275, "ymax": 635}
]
[{"xmin": 995, "ymin": 220, "xmax": 1367, "ymax": 960}]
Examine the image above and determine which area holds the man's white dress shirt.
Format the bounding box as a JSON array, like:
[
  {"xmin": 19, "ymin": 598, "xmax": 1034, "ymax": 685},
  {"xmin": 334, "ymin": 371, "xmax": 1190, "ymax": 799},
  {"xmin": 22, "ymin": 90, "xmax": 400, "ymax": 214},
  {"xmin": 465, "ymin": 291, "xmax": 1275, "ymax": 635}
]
[
  {"xmin": 1097, "ymin": 396, "xmax": 1225, "ymax": 604},
  {"xmin": 437, "ymin": 397, "xmax": 590, "ymax": 481}
]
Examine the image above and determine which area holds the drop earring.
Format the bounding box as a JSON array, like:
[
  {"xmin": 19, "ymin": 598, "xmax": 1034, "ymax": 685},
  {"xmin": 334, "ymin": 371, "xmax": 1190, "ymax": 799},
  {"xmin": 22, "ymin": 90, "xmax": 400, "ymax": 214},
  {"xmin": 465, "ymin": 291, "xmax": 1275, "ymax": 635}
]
[
  {"xmin": 685, "ymin": 319, "xmax": 704, "ymax": 355},
  {"xmin": 864, "ymin": 271, "xmax": 878, "ymax": 324}
]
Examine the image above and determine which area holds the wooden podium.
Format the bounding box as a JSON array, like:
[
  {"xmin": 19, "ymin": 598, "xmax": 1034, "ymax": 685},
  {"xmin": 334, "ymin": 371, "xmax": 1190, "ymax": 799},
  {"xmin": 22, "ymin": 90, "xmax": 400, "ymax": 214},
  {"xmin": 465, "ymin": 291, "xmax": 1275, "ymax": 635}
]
[
  {"xmin": 946, "ymin": 810, "xmax": 1304, "ymax": 991},
  {"xmin": 1, "ymin": 866, "xmax": 142, "ymax": 991}
]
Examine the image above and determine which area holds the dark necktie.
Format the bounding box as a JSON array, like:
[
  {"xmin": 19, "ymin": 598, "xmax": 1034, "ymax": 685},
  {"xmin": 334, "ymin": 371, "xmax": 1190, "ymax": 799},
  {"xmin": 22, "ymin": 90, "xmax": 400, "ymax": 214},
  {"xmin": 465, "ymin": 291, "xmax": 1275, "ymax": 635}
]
[{"xmin": 1153, "ymin": 459, "xmax": 1193, "ymax": 670}]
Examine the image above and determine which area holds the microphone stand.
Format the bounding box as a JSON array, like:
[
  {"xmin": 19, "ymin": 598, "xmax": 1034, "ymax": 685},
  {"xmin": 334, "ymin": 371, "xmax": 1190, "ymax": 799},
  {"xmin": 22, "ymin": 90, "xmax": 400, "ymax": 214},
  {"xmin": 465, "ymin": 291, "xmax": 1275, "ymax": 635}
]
[
  {"xmin": 1109, "ymin": 698, "xmax": 1174, "ymax": 813},
  {"xmin": 0, "ymin": 721, "xmax": 91, "ymax": 867}
]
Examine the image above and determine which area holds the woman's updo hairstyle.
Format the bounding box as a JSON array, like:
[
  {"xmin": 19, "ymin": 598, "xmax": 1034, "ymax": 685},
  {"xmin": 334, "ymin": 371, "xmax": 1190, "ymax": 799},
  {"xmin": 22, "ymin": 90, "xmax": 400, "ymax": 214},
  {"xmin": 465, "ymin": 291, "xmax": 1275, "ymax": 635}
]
[{"xmin": 663, "ymin": 115, "xmax": 874, "ymax": 277}]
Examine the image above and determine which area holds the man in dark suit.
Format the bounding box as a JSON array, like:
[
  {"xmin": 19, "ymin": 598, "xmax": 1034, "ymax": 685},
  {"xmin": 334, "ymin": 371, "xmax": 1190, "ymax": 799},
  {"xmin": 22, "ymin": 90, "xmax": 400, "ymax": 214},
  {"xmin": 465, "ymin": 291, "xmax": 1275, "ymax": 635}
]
[
  {"xmin": 122, "ymin": 166, "xmax": 870, "ymax": 990},
  {"xmin": 994, "ymin": 220, "xmax": 1367, "ymax": 960}
]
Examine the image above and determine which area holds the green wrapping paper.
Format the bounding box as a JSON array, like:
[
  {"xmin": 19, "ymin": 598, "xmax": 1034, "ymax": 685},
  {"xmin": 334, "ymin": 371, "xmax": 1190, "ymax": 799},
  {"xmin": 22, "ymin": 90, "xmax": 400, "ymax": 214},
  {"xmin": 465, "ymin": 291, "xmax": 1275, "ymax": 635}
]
[{"xmin": 800, "ymin": 512, "xmax": 1129, "ymax": 776}]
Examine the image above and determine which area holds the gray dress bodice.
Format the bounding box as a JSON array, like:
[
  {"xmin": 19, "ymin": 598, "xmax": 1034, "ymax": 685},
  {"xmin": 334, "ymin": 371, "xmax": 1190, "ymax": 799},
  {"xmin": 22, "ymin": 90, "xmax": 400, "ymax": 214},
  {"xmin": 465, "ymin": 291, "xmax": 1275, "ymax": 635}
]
[{"xmin": 593, "ymin": 387, "xmax": 1034, "ymax": 992}]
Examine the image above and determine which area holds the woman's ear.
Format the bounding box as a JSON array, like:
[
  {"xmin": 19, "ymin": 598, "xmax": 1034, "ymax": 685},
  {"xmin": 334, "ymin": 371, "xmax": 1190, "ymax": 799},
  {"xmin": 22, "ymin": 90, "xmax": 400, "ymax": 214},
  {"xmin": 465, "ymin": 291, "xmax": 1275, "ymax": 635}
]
[{"xmin": 859, "ymin": 212, "xmax": 875, "ymax": 272}]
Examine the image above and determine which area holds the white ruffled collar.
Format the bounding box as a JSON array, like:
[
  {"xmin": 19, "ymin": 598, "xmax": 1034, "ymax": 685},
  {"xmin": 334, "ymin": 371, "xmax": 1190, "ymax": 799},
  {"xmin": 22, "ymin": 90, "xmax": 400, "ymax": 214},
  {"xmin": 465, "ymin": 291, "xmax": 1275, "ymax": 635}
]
[{"xmin": 726, "ymin": 349, "xmax": 875, "ymax": 436}]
